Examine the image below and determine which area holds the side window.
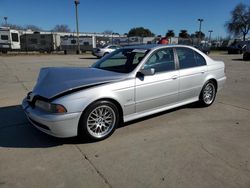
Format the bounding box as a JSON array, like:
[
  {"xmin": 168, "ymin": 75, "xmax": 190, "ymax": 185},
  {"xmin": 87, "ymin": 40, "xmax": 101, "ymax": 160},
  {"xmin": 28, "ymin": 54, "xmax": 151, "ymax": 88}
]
[
  {"xmin": 83, "ymin": 42, "xmax": 89, "ymax": 46},
  {"xmin": 176, "ymin": 47, "xmax": 198, "ymax": 69},
  {"xmin": 1, "ymin": 35, "xmax": 9, "ymax": 40},
  {"xmin": 144, "ymin": 48, "xmax": 175, "ymax": 73},
  {"xmin": 194, "ymin": 51, "xmax": 206, "ymax": 66}
]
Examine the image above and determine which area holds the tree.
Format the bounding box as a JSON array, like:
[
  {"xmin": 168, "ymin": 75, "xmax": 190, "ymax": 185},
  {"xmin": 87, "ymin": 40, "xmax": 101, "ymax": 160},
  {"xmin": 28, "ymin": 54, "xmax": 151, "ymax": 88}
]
[
  {"xmin": 165, "ymin": 30, "xmax": 175, "ymax": 38},
  {"xmin": 225, "ymin": 3, "xmax": 250, "ymax": 41},
  {"xmin": 128, "ymin": 27, "xmax": 155, "ymax": 37},
  {"xmin": 51, "ymin": 24, "xmax": 71, "ymax": 32},
  {"xmin": 25, "ymin": 25, "xmax": 42, "ymax": 31},
  {"xmin": 192, "ymin": 31, "xmax": 205, "ymax": 39},
  {"xmin": 179, "ymin": 30, "xmax": 190, "ymax": 38}
]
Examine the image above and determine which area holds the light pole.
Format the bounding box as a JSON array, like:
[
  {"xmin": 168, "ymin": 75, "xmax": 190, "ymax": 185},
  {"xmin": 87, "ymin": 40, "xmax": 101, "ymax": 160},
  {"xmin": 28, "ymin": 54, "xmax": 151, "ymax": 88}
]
[
  {"xmin": 74, "ymin": 0, "xmax": 80, "ymax": 54},
  {"xmin": 208, "ymin": 30, "xmax": 213, "ymax": 44},
  {"xmin": 198, "ymin": 18, "xmax": 204, "ymax": 44},
  {"xmin": 4, "ymin": 17, "xmax": 8, "ymax": 25}
]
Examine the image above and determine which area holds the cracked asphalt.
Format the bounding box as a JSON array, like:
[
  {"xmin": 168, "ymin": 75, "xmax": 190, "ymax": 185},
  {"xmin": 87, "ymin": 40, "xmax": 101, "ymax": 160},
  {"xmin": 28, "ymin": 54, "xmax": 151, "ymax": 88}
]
[{"xmin": 0, "ymin": 53, "xmax": 250, "ymax": 188}]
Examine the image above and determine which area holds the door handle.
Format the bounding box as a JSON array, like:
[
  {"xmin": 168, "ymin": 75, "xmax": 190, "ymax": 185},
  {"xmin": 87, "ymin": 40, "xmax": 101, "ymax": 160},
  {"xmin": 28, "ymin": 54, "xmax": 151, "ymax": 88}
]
[
  {"xmin": 172, "ymin": 75, "xmax": 178, "ymax": 80},
  {"xmin": 201, "ymin": 70, "xmax": 205, "ymax": 74}
]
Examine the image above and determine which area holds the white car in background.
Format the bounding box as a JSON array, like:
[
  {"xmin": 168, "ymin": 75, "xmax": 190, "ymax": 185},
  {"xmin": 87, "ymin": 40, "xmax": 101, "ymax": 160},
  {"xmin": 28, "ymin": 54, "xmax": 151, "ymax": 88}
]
[{"xmin": 92, "ymin": 44, "xmax": 120, "ymax": 58}]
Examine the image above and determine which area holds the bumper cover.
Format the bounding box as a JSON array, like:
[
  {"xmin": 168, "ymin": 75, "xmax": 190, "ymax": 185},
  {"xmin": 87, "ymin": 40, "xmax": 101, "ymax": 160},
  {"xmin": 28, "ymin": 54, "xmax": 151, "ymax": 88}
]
[
  {"xmin": 217, "ymin": 76, "xmax": 226, "ymax": 91},
  {"xmin": 22, "ymin": 98, "xmax": 81, "ymax": 138}
]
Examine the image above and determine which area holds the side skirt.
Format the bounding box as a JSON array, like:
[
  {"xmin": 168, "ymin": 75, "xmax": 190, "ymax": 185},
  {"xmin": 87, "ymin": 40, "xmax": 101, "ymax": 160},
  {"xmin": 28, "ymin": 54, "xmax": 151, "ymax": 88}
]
[{"xmin": 123, "ymin": 97, "xmax": 199, "ymax": 122}]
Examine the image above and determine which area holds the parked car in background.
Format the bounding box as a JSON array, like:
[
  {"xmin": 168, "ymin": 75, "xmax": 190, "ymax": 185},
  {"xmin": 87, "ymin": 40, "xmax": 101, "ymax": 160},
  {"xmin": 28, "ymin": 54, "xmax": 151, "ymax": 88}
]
[
  {"xmin": 227, "ymin": 41, "xmax": 245, "ymax": 54},
  {"xmin": 22, "ymin": 44, "xmax": 226, "ymax": 141},
  {"xmin": 194, "ymin": 44, "xmax": 210, "ymax": 54},
  {"xmin": 92, "ymin": 44, "xmax": 120, "ymax": 58},
  {"xmin": 242, "ymin": 41, "xmax": 250, "ymax": 60}
]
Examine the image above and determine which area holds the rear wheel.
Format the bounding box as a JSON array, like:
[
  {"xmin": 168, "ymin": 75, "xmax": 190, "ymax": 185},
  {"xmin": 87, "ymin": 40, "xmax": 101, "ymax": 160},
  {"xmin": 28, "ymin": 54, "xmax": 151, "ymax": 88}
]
[
  {"xmin": 79, "ymin": 101, "xmax": 119, "ymax": 141},
  {"xmin": 199, "ymin": 81, "xmax": 216, "ymax": 107}
]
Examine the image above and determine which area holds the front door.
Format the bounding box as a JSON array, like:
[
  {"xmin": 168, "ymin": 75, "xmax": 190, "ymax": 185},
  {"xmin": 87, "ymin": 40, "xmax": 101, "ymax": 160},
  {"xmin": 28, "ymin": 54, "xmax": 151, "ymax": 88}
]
[{"xmin": 135, "ymin": 47, "xmax": 179, "ymax": 113}]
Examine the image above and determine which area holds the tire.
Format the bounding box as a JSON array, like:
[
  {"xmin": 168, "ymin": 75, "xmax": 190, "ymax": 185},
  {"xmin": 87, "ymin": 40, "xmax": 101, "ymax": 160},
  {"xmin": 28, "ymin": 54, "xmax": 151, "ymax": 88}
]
[
  {"xmin": 243, "ymin": 53, "xmax": 250, "ymax": 61},
  {"xmin": 78, "ymin": 100, "xmax": 120, "ymax": 141},
  {"xmin": 199, "ymin": 81, "xmax": 217, "ymax": 107}
]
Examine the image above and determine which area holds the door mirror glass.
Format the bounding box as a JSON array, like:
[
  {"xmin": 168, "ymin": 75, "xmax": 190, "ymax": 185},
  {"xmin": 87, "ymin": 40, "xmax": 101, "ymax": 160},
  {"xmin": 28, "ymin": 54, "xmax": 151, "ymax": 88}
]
[{"xmin": 139, "ymin": 68, "xmax": 155, "ymax": 76}]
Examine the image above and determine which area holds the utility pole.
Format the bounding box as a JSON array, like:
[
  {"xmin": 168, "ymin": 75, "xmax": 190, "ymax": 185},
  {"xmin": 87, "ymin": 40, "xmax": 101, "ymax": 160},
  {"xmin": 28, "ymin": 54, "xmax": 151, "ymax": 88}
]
[
  {"xmin": 4, "ymin": 17, "xmax": 8, "ymax": 25},
  {"xmin": 208, "ymin": 30, "xmax": 213, "ymax": 44},
  {"xmin": 74, "ymin": 0, "xmax": 80, "ymax": 54},
  {"xmin": 198, "ymin": 18, "xmax": 204, "ymax": 44}
]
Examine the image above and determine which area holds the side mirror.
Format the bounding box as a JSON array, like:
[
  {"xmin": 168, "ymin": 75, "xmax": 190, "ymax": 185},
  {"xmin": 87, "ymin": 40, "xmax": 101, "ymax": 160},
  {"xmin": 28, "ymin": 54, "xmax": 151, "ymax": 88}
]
[{"xmin": 139, "ymin": 68, "xmax": 155, "ymax": 76}]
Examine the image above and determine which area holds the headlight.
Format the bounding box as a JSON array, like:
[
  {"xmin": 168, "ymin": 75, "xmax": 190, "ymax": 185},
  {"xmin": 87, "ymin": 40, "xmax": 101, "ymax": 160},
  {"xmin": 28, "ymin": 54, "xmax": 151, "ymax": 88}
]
[{"xmin": 35, "ymin": 100, "xmax": 67, "ymax": 113}]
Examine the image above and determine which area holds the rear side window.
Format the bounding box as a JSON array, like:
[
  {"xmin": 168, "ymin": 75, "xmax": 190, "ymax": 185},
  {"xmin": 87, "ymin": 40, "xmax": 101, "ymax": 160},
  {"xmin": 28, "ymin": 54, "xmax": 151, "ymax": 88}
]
[
  {"xmin": 1, "ymin": 35, "xmax": 8, "ymax": 40},
  {"xmin": 176, "ymin": 47, "xmax": 206, "ymax": 69},
  {"xmin": 194, "ymin": 51, "xmax": 206, "ymax": 66}
]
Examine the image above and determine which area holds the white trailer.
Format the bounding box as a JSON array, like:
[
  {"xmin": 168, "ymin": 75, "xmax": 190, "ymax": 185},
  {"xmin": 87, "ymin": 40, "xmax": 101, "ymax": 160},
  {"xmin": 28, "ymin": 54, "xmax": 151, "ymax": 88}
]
[
  {"xmin": 60, "ymin": 35, "xmax": 93, "ymax": 54},
  {"xmin": 0, "ymin": 27, "xmax": 20, "ymax": 53}
]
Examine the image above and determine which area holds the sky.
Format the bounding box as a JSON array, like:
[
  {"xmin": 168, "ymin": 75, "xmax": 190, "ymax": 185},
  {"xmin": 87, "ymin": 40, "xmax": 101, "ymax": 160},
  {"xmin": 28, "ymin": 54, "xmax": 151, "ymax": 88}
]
[{"xmin": 0, "ymin": 0, "xmax": 249, "ymax": 38}]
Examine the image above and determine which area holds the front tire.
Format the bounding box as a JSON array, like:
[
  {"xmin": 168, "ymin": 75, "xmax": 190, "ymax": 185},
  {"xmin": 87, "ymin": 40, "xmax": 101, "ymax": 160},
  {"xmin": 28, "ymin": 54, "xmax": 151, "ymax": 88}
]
[
  {"xmin": 199, "ymin": 81, "xmax": 217, "ymax": 107},
  {"xmin": 78, "ymin": 101, "xmax": 119, "ymax": 141}
]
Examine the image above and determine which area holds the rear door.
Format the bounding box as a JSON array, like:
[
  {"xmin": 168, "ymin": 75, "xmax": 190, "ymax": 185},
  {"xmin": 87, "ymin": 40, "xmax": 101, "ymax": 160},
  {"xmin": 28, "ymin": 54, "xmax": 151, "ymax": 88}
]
[
  {"xmin": 135, "ymin": 47, "xmax": 179, "ymax": 113},
  {"xmin": 175, "ymin": 47, "xmax": 207, "ymax": 101}
]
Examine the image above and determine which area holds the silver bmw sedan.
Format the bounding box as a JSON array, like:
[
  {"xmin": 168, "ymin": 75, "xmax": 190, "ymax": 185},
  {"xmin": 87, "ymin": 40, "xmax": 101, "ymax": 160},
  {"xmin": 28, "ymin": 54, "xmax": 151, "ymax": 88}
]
[{"xmin": 22, "ymin": 44, "xmax": 226, "ymax": 141}]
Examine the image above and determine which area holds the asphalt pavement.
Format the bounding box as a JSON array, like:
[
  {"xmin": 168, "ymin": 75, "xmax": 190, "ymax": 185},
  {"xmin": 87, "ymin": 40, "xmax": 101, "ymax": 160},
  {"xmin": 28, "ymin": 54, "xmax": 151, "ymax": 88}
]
[{"xmin": 0, "ymin": 52, "xmax": 250, "ymax": 188}]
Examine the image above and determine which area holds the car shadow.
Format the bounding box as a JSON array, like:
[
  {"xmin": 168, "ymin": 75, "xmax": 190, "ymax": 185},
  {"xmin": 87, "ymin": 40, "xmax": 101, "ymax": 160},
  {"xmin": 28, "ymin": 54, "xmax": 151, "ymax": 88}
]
[
  {"xmin": 232, "ymin": 58, "xmax": 249, "ymax": 61},
  {"xmin": 0, "ymin": 102, "xmax": 201, "ymax": 148},
  {"xmin": 0, "ymin": 105, "xmax": 89, "ymax": 148},
  {"xmin": 120, "ymin": 102, "xmax": 201, "ymax": 128}
]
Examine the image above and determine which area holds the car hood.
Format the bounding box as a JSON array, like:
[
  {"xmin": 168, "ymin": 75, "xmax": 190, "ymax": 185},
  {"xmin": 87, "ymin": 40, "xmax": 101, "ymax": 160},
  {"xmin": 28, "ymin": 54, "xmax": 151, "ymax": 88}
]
[{"xmin": 32, "ymin": 67, "xmax": 125, "ymax": 99}]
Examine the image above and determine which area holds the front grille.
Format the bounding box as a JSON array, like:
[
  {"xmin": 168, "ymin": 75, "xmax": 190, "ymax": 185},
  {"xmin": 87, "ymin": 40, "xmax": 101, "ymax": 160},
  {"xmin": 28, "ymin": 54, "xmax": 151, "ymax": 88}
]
[{"xmin": 29, "ymin": 117, "xmax": 51, "ymax": 131}]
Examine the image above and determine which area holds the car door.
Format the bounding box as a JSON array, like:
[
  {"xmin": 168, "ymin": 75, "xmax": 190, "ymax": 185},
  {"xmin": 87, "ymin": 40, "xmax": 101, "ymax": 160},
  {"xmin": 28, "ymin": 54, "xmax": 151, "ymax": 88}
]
[
  {"xmin": 175, "ymin": 47, "xmax": 207, "ymax": 101},
  {"xmin": 135, "ymin": 47, "xmax": 179, "ymax": 113}
]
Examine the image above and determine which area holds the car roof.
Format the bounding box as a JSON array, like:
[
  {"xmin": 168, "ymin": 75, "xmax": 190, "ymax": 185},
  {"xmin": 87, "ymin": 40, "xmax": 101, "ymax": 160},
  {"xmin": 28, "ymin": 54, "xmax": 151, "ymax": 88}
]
[{"xmin": 122, "ymin": 44, "xmax": 195, "ymax": 50}]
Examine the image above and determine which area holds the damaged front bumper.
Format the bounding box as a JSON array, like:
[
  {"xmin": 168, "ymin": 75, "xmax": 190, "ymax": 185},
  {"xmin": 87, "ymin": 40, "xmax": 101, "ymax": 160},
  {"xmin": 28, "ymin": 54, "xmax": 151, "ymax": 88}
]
[{"xmin": 22, "ymin": 98, "xmax": 81, "ymax": 138}]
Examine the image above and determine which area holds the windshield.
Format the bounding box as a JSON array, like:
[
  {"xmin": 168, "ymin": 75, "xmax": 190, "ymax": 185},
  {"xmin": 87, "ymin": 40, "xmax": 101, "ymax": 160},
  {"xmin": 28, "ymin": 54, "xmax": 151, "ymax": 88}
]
[{"xmin": 92, "ymin": 48, "xmax": 149, "ymax": 73}]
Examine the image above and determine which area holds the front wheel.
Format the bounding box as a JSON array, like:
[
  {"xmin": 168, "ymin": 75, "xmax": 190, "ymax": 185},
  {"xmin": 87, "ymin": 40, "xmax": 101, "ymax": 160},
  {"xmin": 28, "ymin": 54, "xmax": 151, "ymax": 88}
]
[
  {"xmin": 78, "ymin": 101, "xmax": 119, "ymax": 141},
  {"xmin": 199, "ymin": 81, "xmax": 216, "ymax": 107}
]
